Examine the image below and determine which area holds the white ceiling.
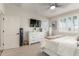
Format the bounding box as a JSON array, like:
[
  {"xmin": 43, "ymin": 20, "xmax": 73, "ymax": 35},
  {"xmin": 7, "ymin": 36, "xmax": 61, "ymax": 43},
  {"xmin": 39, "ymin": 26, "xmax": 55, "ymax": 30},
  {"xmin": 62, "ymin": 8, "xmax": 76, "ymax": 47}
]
[{"xmin": 3, "ymin": 3, "xmax": 79, "ymax": 18}]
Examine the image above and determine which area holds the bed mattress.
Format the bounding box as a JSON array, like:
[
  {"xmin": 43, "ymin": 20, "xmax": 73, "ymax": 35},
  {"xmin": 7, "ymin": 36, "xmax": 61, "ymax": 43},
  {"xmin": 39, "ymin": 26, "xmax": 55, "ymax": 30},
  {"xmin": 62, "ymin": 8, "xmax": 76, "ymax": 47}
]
[{"xmin": 41, "ymin": 36, "xmax": 78, "ymax": 56}]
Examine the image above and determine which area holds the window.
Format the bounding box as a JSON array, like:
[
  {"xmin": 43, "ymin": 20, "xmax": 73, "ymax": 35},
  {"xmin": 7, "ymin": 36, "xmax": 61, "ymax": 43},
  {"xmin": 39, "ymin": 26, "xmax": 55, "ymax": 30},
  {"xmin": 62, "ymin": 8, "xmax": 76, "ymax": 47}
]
[{"xmin": 58, "ymin": 16, "xmax": 79, "ymax": 32}]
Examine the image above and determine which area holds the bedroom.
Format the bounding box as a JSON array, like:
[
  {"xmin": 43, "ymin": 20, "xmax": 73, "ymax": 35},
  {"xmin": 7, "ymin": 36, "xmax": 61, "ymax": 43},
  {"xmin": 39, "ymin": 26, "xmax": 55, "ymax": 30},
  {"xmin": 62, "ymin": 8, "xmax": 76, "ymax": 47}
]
[{"xmin": 0, "ymin": 3, "xmax": 79, "ymax": 56}]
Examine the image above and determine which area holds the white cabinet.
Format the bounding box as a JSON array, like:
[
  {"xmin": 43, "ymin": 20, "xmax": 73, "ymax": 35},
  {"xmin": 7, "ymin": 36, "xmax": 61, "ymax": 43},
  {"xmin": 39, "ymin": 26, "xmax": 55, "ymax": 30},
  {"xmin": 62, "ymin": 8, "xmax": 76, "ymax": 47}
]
[{"xmin": 28, "ymin": 32, "xmax": 44, "ymax": 45}]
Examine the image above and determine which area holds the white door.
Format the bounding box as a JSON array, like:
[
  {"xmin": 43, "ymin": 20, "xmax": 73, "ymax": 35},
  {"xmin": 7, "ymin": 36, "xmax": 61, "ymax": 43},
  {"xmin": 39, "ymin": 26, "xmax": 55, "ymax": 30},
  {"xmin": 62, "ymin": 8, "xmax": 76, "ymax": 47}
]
[
  {"xmin": 3, "ymin": 16, "xmax": 20, "ymax": 49},
  {"xmin": 0, "ymin": 13, "xmax": 4, "ymax": 50}
]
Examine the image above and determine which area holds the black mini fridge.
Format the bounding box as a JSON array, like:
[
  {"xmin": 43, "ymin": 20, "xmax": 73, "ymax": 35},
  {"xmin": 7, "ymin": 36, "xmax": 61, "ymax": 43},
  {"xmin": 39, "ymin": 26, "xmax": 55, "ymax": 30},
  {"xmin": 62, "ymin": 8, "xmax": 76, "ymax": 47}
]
[{"xmin": 19, "ymin": 28, "xmax": 23, "ymax": 46}]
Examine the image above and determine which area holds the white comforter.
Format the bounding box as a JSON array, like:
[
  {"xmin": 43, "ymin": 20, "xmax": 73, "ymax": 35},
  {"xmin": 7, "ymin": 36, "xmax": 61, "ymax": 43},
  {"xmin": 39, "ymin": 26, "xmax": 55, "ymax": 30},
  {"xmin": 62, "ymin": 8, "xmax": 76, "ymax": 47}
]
[{"xmin": 41, "ymin": 36, "xmax": 77, "ymax": 56}]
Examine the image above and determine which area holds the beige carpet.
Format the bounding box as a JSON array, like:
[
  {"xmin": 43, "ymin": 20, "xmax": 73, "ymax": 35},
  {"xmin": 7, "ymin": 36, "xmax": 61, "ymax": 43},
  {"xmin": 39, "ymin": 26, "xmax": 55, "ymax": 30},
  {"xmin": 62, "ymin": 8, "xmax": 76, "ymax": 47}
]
[{"xmin": 1, "ymin": 43, "xmax": 48, "ymax": 56}]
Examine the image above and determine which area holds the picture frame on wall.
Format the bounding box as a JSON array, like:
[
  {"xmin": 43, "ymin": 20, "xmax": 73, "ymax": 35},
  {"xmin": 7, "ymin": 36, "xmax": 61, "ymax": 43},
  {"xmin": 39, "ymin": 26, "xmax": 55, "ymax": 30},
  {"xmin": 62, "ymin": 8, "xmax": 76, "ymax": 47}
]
[
  {"xmin": 73, "ymin": 16, "xmax": 77, "ymax": 20},
  {"xmin": 63, "ymin": 18, "xmax": 66, "ymax": 23},
  {"xmin": 68, "ymin": 17, "xmax": 71, "ymax": 21}
]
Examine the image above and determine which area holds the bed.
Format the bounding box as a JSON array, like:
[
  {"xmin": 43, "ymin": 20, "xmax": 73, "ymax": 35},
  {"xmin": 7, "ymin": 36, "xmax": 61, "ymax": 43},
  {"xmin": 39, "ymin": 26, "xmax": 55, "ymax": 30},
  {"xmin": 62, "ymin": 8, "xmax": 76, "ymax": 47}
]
[{"xmin": 41, "ymin": 34, "xmax": 79, "ymax": 56}]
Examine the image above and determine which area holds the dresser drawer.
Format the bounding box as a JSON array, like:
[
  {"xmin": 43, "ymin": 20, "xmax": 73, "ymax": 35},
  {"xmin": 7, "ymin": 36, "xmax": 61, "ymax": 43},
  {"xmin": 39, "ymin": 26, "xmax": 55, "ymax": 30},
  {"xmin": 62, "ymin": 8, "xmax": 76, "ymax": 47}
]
[{"xmin": 28, "ymin": 32, "xmax": 44, "ymax": 45}]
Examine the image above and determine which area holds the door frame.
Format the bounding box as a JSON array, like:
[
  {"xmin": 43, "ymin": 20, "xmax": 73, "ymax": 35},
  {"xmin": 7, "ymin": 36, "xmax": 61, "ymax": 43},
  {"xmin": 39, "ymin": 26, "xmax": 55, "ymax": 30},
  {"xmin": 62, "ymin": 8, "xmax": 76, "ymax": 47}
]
[{"xmin": 0, "ymin": 12, "xmax": 4, "ymax": 50}]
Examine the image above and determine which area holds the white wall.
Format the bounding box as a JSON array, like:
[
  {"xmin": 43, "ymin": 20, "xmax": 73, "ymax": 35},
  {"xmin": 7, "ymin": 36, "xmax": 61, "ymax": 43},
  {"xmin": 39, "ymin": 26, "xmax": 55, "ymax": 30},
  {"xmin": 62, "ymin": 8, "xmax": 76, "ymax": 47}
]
[{"xmin": 3, "ymin": 4, "xmax": 49, "ymax": 41}]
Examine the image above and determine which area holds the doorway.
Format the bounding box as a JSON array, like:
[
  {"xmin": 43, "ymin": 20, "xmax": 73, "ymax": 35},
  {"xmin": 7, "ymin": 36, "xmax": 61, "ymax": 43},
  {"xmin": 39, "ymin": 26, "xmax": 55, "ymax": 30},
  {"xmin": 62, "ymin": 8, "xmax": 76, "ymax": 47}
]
[
  {"xmin": 3, "ymin": 15, "xmax": 20, "ymax": 49},
  {"xmin": 0, "ymin": 12, "xmax": 4, "ymax": 50}
]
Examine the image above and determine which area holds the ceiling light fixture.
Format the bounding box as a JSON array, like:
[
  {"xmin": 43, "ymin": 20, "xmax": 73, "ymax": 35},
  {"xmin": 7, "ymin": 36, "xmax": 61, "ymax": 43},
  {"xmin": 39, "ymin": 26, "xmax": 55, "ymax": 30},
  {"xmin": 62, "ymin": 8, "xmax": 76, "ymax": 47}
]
[
  {"xmin": 50, "ymin": 5, "xmax": 55, "ymax": 9},
  {"xmin": 50, "ymin": 3, "xmax": 56, "ymax": 10}
]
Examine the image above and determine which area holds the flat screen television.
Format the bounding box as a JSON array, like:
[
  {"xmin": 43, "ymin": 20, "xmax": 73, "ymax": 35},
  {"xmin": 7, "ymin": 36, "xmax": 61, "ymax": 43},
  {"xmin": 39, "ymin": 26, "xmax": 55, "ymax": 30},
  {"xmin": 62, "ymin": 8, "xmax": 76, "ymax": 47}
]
[{"xmin": 30, "ymin": 19, "xmax": 41, "ymax": 27}]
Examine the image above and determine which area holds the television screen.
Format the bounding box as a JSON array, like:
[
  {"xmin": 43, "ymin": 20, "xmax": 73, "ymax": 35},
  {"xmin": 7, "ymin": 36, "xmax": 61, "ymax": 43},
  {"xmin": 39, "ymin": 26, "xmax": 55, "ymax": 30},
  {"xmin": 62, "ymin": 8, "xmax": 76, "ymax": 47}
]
[
  {"xmin": 36, "ymin": 20, "xmax": 41, "ymax": 27},
  {"xmin": 30, "ymin": 19, "xmax": 41, "ymax": 27},
  {"xmin": 30, "ymin": 19, "xmax": 36, "ymax": 27}
]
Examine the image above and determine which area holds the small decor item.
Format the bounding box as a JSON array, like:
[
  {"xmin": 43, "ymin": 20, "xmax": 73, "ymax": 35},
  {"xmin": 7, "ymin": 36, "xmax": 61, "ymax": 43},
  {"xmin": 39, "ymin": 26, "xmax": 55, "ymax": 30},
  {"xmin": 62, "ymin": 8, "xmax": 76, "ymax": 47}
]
[
  {"xmin": 33, "ymin": 27, "xmax": 36, "ymax": 31},
  {"xmin": 39, "ymin": 28, "xmax": 42, "ymax": 32},
  {"xmin": 48, "ymin": 26, "xmax": 52, "ymax": 36},
  {"xmin": 68, "ymin": 27, "xmax": 71, "ymax": 31}
]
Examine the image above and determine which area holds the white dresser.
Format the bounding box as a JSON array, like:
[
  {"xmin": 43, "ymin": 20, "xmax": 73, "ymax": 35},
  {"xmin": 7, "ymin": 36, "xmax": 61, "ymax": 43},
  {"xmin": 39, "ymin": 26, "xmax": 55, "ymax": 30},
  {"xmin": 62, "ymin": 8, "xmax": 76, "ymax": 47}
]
[{"xmin": 28, "ymin": 31, "xmax": 44, "ymax": 45}]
